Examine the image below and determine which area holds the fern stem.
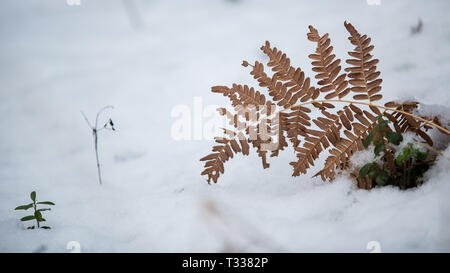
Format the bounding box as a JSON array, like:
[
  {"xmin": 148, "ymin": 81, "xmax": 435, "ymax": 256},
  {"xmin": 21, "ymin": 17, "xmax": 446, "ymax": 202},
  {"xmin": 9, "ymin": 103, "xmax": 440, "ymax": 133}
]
[{"xmin": 283, "ymin": 99, "xmax": 450, "ymax": 135}]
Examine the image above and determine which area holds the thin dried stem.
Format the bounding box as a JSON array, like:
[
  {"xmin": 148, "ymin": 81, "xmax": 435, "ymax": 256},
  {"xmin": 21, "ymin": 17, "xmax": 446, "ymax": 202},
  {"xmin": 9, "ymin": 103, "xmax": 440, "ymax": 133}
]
[
  {"xmin": 415, "ymin": 142, "xmax": 443, "ymax": 156},
  {"xmin": 81, "ymin": 106, "xmax": 115, "ymax": 185},
  {"xmin": 95, "ymin": 105, "xmax": 114, "ymax": 129},
  {"xmin": 81, "ymin": 111, "xmax": 93, "ymax": 129}
]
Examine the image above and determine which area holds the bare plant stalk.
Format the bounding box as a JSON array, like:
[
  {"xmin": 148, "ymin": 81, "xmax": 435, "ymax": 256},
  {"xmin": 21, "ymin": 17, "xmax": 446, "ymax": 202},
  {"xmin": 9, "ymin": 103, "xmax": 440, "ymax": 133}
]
[
  {"xmin": 94, "ymin": 128, "xmax": 102, "ymax": 185},
  {"xmin": 81, "ymin": 106, "xmax": 115, "ymax": 185}
]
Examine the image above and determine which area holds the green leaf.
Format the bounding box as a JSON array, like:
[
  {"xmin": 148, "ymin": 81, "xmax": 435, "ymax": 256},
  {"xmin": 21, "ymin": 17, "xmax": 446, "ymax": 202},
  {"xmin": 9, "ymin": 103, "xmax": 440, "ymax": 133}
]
[
  {"xmin": 396, "ymin": 154, "xmax": 404, "ymax": 166},
  {"xmin": 375, "ymin": 176, "xmax": 385, "ymax": 186},
  {"xmin": 30, "ymin": 191, "xmax": 36, "ymax": 202},
  {"xmin": 21, "ymin": 215, "xmax": 36, "ymax": 221},
  {"xmin": 40, "ymin": 226, "xmax": 51, "ymax": 230},
  {"xmin": 378, "ymin": 120, "xmax": 389, "ymax": 132},
  {"xmin": 374, "ymin": 142, "xmax": 386, "ymax": 156},
  {"xmin": 396, "ymin": 146, "xmax": 411, "ymax": 165},
  {"xmin": 37, "ymin": 201, "xmax": 55, "ymax": 206},
  {"xmin": 386, "ymin": 131, "xmax": 403, "ymax": 145},
  {"xmin": 364, "ymin": 131, "xmax": 376, "ymax": 148},
  {"xmin": 416, "ymin": 150, "xmax": 428, "ymax": 161},
  {"xmin": 368, "ymin": 168, "xmax": 379, "ymax": 180},
  {"xmin": 360, "ymin": 163, "xmax": 380, "ymax": 179},
  {"xmin": 375, "ymin": 171, "xmax": 389, "ymax": 186},
  {"xmin": 27, "ymin": 226, "xmax": 35, "ymax": 230},
  {"xmin": 34, "ymin": 210, "xmax": 44, "ymax": 221},
  {"xmin": 374, "ymin": 137, "xmax": 382, "ymax": 145},
  {"xmin": 37, "ymin": 208, "xmax": 51, "ymax": 212},
  {"xmin": 15, "ymin": 203, "xmax": 33, "ymax": 210},
  {"xmin": 359, "ymin": 164, "xmax": 372, "ymax": 178},
  {"xmin": 409, "ymin": 145, "xmax": 428, "ymax": 162}
]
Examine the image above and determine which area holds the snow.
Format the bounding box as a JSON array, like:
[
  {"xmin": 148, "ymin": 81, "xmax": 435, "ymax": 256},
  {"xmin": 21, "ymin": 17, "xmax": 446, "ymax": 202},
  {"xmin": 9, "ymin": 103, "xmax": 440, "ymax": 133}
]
[{"xmin": 1, "ymin": 0, "xmax": 450, "ymax": 252}]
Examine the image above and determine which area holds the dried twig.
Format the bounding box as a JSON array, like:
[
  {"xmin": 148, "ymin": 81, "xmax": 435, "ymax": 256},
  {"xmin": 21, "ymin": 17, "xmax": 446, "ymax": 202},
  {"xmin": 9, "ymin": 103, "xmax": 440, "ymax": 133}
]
[{"xmin": 81, "ymin": 106, "xmax": 115, "ymax": 185}]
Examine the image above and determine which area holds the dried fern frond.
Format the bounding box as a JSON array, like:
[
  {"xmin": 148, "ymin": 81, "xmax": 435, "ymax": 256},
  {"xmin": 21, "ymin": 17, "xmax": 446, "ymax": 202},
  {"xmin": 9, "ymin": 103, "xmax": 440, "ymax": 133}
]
[
  {"xmin": 269, "ymin": 112, "xmax": 289, "ymax": 157},
  {"xmin": 307, "ymin": 25, "xmax": 350, "ymax": 100},
  {"xmin": 382, "ymin": 101, "xmax": 450, "ymax": 146},
  {"xmin": 212, "ymin": 84, "xmax": 266, "ymax": 108},
  {"xmin": 200, "ymin": 99, "xmax": 278, "ymax": 184},
  {"xmin": 313, "ymin": 106, "xmax": 378, "ymax": 181},
  {"xmin": 344, "ymin": 21, "xmax": 383, "ymax": 115},
  {"xmin": 200, "ymin": 22, "xmax": 450, "ymax": 184},
  {"xmin": 200, "ymin": 129, "xmax": 250, "ymax": 184},
  {"xmin": 259, "ymin": 42, "xmax": 316, "ymax": 107}
]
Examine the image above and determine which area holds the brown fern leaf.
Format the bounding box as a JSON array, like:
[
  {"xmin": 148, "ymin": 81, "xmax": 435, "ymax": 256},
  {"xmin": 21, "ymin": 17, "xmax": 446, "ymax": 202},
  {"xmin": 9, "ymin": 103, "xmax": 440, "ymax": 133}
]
[
  {"xmin": 254, "ymin": 42, "xmax": 321, "ymax": 142},
  {"xmin": 307, "ymin": 26, "xmax": 350, "ymax": 100},
  {"xmin": 200, "ymin": 129, "xmax": 250, "ymax": 184},
  {"xmin": 313, "ymin": 107, "xmax": 378, "ymax": 181},
  {"xmin": 245, "ymin": 60, "xmax": 312, "ymax": 108},
  {"xmin": 383, "ymin": 101, "xmax": 436, "ymax": 146},
  {"xmin": 289, "ymin": 103, "xmax": 366, "ymax": 178},
  {"xmin": 201, "ymin": 84, "xmax": 274, "ymax": 183},
  {"xmin": 249, "ymin": 132, "xmax": 272, "ymax": 168},
  {"xmin": 260, "ymin": 41, "xmax": 316, "ymax": 107},
  {"xmin": 217, "ymin": 108, "xmax": 248, "ymax": 131},
  {"xmin": 344, "ymin": 21, "xmax": 383, "ymax": 115},
  {"xmin": 218, "ymin": 101, "xmax": 277, "ymax": 169},
  {"xmin": 201, "ymin": 22, "xmax": 445, "ymax": 185},
  {"xmin": 383, "ymin": 101, "xmax": 418, "ymax": 133},
  {"xmin": 286, "ymin": 25, "xmax": 354, "ymax": 170},
  {"xmin": 284, "ymin": 105, "xmax": 311, "ymax": 147},
  {"xmin": 269, "ymin": 112, "xmax": 289, "ymax": 157},
  {"xmin": 212, "ymin": 84, "xmax": 266, "ymax": 107},
  {"xmin": 290, "ymin": 106, "xmax": 360, "ymax": 177}
]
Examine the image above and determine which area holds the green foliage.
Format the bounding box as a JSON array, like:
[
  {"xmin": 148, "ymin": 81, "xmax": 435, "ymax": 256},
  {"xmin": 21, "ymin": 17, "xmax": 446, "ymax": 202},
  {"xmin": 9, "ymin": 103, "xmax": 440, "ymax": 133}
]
[
  {"xmin": 359, "ymin": 117, "xmax": 432, "ymax": 190},
  {"xmin": 396, "ymin": 143, "xmax": 428, "ymax": 165},
  {"xmin": 20, "ymin": 215, "xmax": 36, "ymax": 222},
  {"xmin": 15, "ymin": 203, "xmax": 33, "ymax": 210},
  {"xmin": 374, "ymin": 140, "xmax": 386, "ymax": 157},
  {"xmin": 359, "ymin": 163, "xmax": 374, "ymax": 178},
  {"xmin": 363, "ymin": 131, "xmax": 376, "ymax": 148},
  {"xmin": 15, "ymin": 191, "xmax": 55, "ymax": 230},
  {"xmin": 37, "ymin": 201, "xmax": 55, "ymax": 205},
  {"xmin": 363, "ymin": 118, "xmax": 403, "ymax": 152},
  {"xmin": 30, "ymin": 191, "xmax": 36, "ymax": 202},
  {"xmin": 362, "ymin": 117, "xmax": 402, "ymax": 160},
  {"xmin": 358, "ymin": 162, "xmax": 389, "ymax": 186},
  {"xmin": 375, "ymin": 170, "xmax": 389, "ymax": 186},
  {"xmin": 386, "ymin": 131, "xmax": 403, "ymax": 145}
]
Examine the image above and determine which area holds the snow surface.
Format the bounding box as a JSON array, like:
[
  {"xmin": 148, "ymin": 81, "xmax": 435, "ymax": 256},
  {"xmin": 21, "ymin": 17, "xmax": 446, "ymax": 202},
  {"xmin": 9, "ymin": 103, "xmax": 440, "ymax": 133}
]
[{"xmin": 1, "ymin": 0, "xmax": 450, "ymax": 252}]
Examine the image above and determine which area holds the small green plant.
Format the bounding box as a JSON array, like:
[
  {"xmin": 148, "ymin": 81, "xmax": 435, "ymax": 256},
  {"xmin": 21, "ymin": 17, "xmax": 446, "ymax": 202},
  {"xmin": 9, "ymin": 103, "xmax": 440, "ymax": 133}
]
[
  {"xmin": 359, "ymin": 117, "xmax": 432, "ymax": 189},
  {"xmin": 14, "ymin": 191, "xmax": 55, "ymax": 230},
  {"xmin": 394, "ymin": 142, "xmax": 430, "ymax": 187}
]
